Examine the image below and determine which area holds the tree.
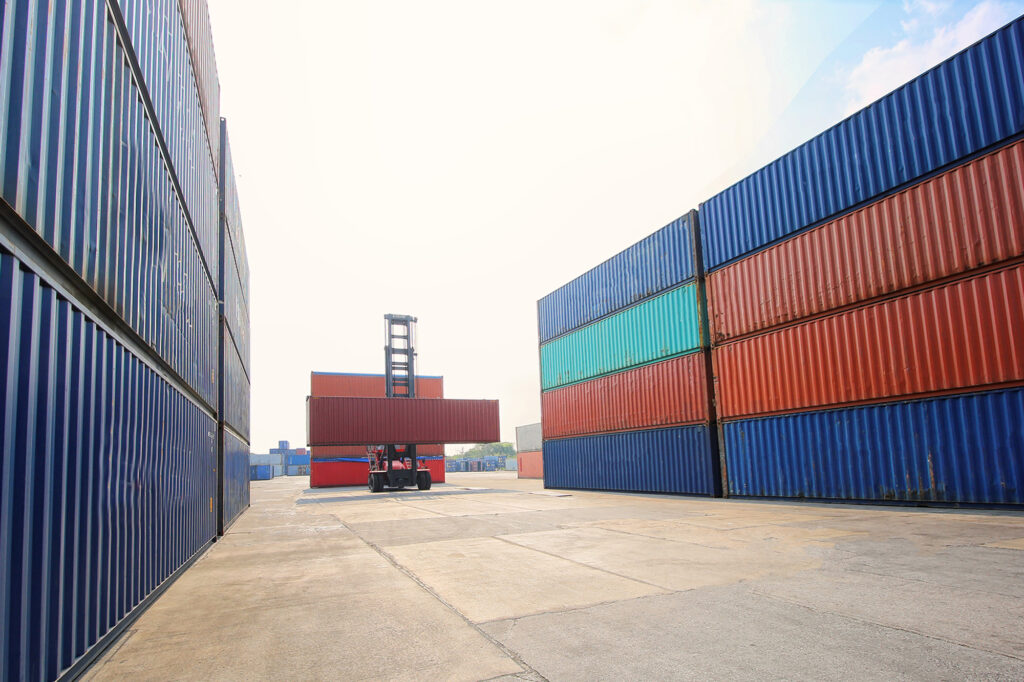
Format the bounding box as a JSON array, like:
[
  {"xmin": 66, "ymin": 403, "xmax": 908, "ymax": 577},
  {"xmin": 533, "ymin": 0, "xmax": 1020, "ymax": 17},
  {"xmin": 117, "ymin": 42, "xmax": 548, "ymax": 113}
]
[{"xmin": 449, "ymin": 442, "xmax": 515, "ymax": 459}]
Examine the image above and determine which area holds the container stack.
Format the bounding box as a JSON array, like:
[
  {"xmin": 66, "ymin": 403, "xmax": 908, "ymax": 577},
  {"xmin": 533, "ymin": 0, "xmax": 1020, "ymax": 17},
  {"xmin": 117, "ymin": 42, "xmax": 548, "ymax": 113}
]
[
  {"xmin": 538, "ymin": 213, "xmax": 719, "ymax": 495},
  {"xmin": 701, "ymin": 19, "xmax": 1024, "ymax": 505},
  {"xmin": 218, "ymin": 119, "xmax": 252, "ymax": 531},
  {"xmin": 308, "ymin": 372, "xmax": 447, "ymax": 486},
  {"xmin": 515, "ymin": 423, "xmax": 543, "ymax": 479},
  {"xmin": 0, "ymin": 1, "xmax": 245, "ymax": 678}
]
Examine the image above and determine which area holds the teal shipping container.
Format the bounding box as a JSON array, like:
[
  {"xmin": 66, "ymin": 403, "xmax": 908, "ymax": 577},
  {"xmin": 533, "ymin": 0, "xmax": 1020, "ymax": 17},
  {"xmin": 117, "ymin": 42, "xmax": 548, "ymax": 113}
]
[{"xmin": 540, "ymin": 284, "xmax": 702, "ymax": 390}]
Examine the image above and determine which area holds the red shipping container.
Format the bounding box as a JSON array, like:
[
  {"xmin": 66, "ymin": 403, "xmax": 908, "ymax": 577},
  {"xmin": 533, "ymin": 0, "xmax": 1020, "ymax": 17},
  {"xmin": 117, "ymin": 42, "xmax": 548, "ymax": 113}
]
[
  {"xmin": 309, "ymin": 457, "xmax": 446, "ymax": 488},
  {"xmin": 518, "ymin": 450, "xmax": 543, "ymax": 479},
  {"xmin": 708, "ymin": 139, "xmax": 1024, "ymax": 342},
  {"xmin": 311, "ymin": 372, "xmax": 444, "ymax": 398},
  {"xmin": 308, "ymin": 397, "xmax": 500, "ymax": 445},
  {"xmin": 312, "ymin": 444, "xmax": 444, "ymax": 458},
  {"xmin": 714, "ymin": 264, "xmax": 1024, "ymax": 419},
  {"xmin": 541, "ymin": 353, "xmax": 708, "ymax": 439}
]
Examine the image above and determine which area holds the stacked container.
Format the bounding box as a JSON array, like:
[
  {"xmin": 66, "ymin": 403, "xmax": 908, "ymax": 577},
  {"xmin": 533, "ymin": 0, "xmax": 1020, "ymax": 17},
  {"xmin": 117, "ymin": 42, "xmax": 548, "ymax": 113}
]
[
  {"xmin": 308, "ymin": 372, "xmax": 447, "ymax": 486},
  {"xmin": 218, "ymin": 119, "xmax": 252, "ymax": 530},
  {"xmin": 701, "ymin": 18, "xmax": 1024, "ymax": 505},
  {"xmin": 0, "ymin": 1, "xmax": 246, "ymax": 678},
  {"xmin": 515, "ymin": 423, "xmax": 543, "ymax": 479},
  {"xmin": 537, "ymin": 212, "xmax": 720, "ymax": 495}
]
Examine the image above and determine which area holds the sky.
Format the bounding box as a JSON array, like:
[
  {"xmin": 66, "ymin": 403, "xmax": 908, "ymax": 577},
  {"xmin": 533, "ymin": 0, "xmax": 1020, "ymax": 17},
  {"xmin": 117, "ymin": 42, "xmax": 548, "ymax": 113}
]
[{"xmin": 206, "ymin": 0, "xmax": 1023, "ymax": 453}]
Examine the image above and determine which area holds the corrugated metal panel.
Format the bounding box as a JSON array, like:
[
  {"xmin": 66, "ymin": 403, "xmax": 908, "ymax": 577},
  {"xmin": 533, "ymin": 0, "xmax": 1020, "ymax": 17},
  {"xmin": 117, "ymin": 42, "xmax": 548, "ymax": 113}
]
[
  {"xmin": 542, "ymin": 353, "xmax": 709, "ymax": 438},
  {"xmin": 286, "ymin": 453, "xmax": 310, "ymax": 466},
  {"xmin": 540, "ymin": 284, "xmax": 702, "ymax": 390},
  {"xmin": 709, "ymin": 138, "xmax": 1024, "ymax": 342},
  {"xmin": 219, "ymin": 120, "xmax": 250, "ymax": 374},
  {"xmin": 517, "ymin": 450, "xmax": 543, "ymax": 479},
  {"xmin": 715, "ymin": 265, "xmax": 1024, "ymax": 418},
  {"xmin": 250, "ymin": 465, "xmax": 273, "ymax": 481},
  {"xmin": 248, "ymin": 453, "xmax": 282, "ymax": 466},
  {"xmin": 307, "ymin": 397, "xmax": 500, "ymax": 446},
  {"xmin": 118, "ymin": 0, "xmax": 220, "ymax": 285},
  {"xmin": 310, "ymin": 372, "xmax": 444, "ymax": 398},
  {"xmin": 0, "ymin": 250, "xmax": 216, "ymax": 680},
  {"xmin": 176, "ymin": 0, "xmax": 221, "ymax": 173},
  {"xmin": 723, "ymin": 387, "xmax": 1024, "ymax": 504},
  {"xmin": 311, "ymin": 444, "xmax": 445, "ymax": 457},
  {"xmin": 699, "ymin": 17, "xmax": 1024, "ymax": 272},
  {"xmin": 286, "ymin": 465, "xmax": 309, "ymax": 476},
  {"xmin": 219, "ymin": 320, "xmax": 250, "ymax": 440},
  {"xmin": 543, "ymin": 426, "xmax": 715, "ymax": 495},
  {"xmin": 515, "ymin": 423, "xmax": 542, "ymax": 453},
  {"xmin": 310, "ymin": 459, "xmax": 366, "ymax": 487},
  {"xmin": 537, "ymin": 212, "xmax": 696, "ymax": 342},
  {"xmin": 221, "ymin": 428, "xmax": 249, "ymax": 532},
  {"xmin": 0, "ymin": 0, "xmax": 219, "ymax": 407}
]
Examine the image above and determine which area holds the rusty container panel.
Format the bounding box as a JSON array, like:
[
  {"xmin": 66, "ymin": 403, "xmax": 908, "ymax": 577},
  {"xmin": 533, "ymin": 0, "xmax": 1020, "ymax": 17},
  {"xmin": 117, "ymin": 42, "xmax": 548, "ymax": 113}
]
[
  {"xmin": 715, "ymin": 264, "xmax": 1024, "ymax": 419},
  {"xmin": 709, "ymin": 138, "xmax": 1024, "ymax": 342},
  {"xmin": 723, "ymin": 387, "xmax": 1024, "ymax": 504},
  {"xmin": 307, "ymin": 397, "xmax": 500, "ymax": 445},
  {"xmin": 311, "ymin": 444, "xmax": 444, "ymax": 457},
  {"xmin": 517, "ymin": 451, "xmax": 544, "ymax": 479},
  {"xmin": 542, "ymin": 353, "xmax": 709, "ymax": 439},
  {"xmin": 310, "ymin": 372, "xmax": 444, "ymax": 398}
]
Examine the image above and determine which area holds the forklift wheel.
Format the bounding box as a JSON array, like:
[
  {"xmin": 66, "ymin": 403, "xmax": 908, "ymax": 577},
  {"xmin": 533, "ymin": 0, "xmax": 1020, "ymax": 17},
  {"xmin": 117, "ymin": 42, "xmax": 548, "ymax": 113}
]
[
  {"xmin": 368, "ymin": 473, "xmax": 385, "ymax": 493},
  {"xmin": 417, "ymin": 471, "xmax": 432, "ymax": 491}
]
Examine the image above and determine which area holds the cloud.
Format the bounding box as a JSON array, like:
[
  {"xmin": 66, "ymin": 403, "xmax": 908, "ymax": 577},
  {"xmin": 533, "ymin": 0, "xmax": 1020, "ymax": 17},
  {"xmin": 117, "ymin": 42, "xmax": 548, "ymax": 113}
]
[{"xmin": 844, "ymin": 1, "xmax": 1020, "ymax": 115}]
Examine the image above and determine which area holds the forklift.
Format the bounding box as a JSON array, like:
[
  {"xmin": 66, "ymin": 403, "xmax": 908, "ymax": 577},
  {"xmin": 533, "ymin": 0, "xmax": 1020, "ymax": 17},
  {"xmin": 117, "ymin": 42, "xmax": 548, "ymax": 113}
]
[{"xmin": 367, "ymin": 314, "xmax": 433, "ymax": 493}]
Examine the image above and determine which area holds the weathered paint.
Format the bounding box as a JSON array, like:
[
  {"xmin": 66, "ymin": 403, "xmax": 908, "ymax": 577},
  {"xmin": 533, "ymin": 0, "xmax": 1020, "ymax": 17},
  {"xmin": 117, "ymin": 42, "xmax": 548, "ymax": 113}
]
[
  {"xmin": 708, "ymin": 138, "xmax": 1024, "ymax": 342},
  {"xmin": 543, "ymin": 426, "xmax": 715, "ymax": 495},
  {"xmin": 517, "ymin": 450, "xmax": 543, "ymax": 479},
  {"xmin": 538, "ymin": 212, "xmax": 697, "ymax": 342},
  {"xmin": 723, "ymin": 387, "xmax": 1024, "ymax": 504},
  {"xmin": 515, "ymin": 423, "xmax": 542, "ymax": 453},
  {"xmin": 219, "ymin": 320, "xmax": 250, "ymax": 440},
  {"xmin": 0, "ymin": 249, "xmax": 217, "ymax": 680},
  {"xmin": 307, "ymin": 397, "xmax": 500, "ymax": 446},
  {"xmin": 539, "ymin": 283, "xmax": 702, "ymax": 390},
  {"xmin": 220, "ymin": 428, "xmax": 250, "ymax": 533},
  {"xmin": 700, "ymin": 16, "xmax": 1024, "ymax": 271},
  {"xmin": 310, "ymin": 372, "xmax": 444, "ymax": 399},
  {"xmin": 714, "ymin": 265, "xmax": 1024, "ymax": 419},
  {"xmin": 219, "ymin": 120, "xmax": 250, "ymax": 374}
]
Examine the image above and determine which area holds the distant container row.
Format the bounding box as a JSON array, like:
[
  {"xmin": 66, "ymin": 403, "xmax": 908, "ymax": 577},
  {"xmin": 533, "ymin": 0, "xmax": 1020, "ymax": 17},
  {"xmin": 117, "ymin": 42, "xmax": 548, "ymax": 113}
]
[
  {"xmin": 537, "ymin": 17, "xmax": 1024, "ymax": 506},
  {"xmin": 0, "ymin": 2, "xmax": 251, "ymax": 678}
]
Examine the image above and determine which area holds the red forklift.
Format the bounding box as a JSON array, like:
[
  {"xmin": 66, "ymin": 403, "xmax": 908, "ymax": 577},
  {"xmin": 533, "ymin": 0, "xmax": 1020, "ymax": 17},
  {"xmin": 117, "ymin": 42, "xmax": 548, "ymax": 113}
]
[{"xmin": 367, "ymin": 314, "xmax": 432, "ymax": 493}]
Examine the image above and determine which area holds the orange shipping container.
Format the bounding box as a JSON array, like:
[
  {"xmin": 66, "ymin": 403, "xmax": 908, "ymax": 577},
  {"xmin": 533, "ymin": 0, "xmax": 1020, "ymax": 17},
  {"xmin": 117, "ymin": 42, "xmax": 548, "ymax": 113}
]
[
  {"xmin": 518, "ymin": 451, "xmax": 543, "ymax": 479},
  {"xmin": 310, "ymin": 372, "xmax": 444, "ymax": 398}
]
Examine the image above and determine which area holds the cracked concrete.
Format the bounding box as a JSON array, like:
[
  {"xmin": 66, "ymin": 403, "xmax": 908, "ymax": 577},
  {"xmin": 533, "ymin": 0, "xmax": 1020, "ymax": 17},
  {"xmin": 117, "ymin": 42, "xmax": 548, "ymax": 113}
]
[{"xmin": 85, "ymin": 472, "xmax": 1024, "ymax": 680}]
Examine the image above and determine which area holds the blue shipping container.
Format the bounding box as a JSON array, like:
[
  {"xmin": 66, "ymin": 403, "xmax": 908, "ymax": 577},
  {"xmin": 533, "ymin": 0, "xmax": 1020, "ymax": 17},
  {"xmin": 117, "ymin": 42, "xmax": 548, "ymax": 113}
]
[
  {"xmin": 699, "ymin": 17, "xmax": 1024, "ymax": 272},
  {"xmin": 723, "ymin": 387, "xmax": 1024, "ymax": 504},
  {"xmin": 0, "ymin": 0, "xmax": 219, "ymax": 407},
  {"xmin": 219, "ymin": 120, "xmax": 251, "ymax": 374},
  {"xmin": 543, "ymin": 426, "xmax": 716, "ymax": 495},
  {"xmin": 286, "ymin": 453, "xmax": 310, "ymax": 467},
  {"xmin": 0, "ymin": 249, "xmax": 217, "ymax": 680},
  {"xmin": 538, "ymin": 212, "xmax": 696, "ymax": 342},
  {"xmin": 219, "ymin": 320, "xmax": 250, "ymax": 441},
  {"xmin": 221, "ymin": 429, "xmax": 250, "ymax": 533},
  {"xmin": 250, "ymin": 465, "xmax": 274, "ymax": 481}
]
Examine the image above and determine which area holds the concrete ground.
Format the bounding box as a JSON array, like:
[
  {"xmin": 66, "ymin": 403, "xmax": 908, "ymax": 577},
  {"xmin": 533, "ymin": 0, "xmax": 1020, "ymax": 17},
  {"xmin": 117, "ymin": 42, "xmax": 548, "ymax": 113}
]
[{"xmin": 85, "ymin": 472, "xmax": 1024, "ymax": 681}]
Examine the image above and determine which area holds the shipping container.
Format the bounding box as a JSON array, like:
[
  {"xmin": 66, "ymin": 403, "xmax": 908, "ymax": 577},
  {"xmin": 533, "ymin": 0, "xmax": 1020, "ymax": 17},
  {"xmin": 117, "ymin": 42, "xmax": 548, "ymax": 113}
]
[
  {"xmin": 518, "ymin": 451, "xmax": 543, "ymax": 479},
  {"xmin": 286, "ymin": 453, "xmax": 310, "ymax": 467},
  {"xmin": 307, "ymin": 397, "xmax": 500, "ymax": 446},
  {"xmin": 219, "ymin": 121, "xmax": 251, "ymax": 374},
  {"xmin": 0, "ymin": 0, "xmax": 220, "ymax": 407},
  {"xmin": 310, "ymin": 371, "xmax": 444, "ymax": 398},
  {"xmin": 220, "ymin": 429, "xmax": 250, "ymax": 533},
  {"xmin": 699, "ymin": 17, "xmax": 1024, "ymax": 272},
  {"xmin": 537, "ymin": 212, "xmax": 697, "ymax": 342},
  {"xmin": 714, "ymin": 264, "xmax": 1024, "ymax": 419},
  {"xmin": 0, "ymin": 250, "xmax": 217, "ymax": 680},
  {"xmin": 542, "ymin": 353, "xmax": 709, "ymax": 439},
  {"xmin": 219, "ymin": 320, "xmax": 250, "ymax": 440},
  {"xmin": 249, "ymin": 453, "xmax": 283, "ymax": 467},
  {"xmin": 309, "ymin": 456, "xmax": 446, "ymax": 487},
  {"xmin": 708, "ymin": 138, "xmax": 1024, "ymax": 342},
  {"xmin": 286, "ymin": 465, "xmax": 310, "ymax": 476},
  {"xmin": 539, "ymin": 283, "xmax": 702, "ymax": 390},
  {"xmin": 311, "ymin": 444, "xmax": 445, "ymax": 457},
  {"xmin": 543, "ymin": 426, "xmax": 716, "ymax": 495},
  {"xmin": 117, "ymin": 0, "xmax": 221, "ymax": 286},
  {"xmin": 177, "ymin": 0, "xmax": 222, "ymax": 173},
  {"xmin": 515, "ymin": 423, "xmax": 542, "ymax": 453},
  {"xmin": 723, "ymin": 387, "xmax": 1024, "ymax": 504},
  {"xmin": 250, "ymin": 465, "xmax": 273, "ymax": 481}
]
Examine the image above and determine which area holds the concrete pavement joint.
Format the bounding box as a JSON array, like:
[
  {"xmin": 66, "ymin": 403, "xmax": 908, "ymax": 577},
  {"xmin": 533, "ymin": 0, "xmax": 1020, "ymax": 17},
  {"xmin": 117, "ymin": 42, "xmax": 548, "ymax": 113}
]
[
  {"xmin": 750, "ymin": 588, "xmax": 1024, "ymax": 662},
  {"xmin": 327, "ymin": 509, "xmax": 550, "ymax": 682},
  {"xmin": 839, "ymin": 563, "xmax": 1024, "ymax": 601}
]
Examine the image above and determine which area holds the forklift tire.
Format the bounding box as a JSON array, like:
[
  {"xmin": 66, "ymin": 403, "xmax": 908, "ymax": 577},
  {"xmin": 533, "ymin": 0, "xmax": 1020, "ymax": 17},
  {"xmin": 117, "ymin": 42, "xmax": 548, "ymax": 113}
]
[
  {"xmin": 368, "ymin": 473, "xmax": 385, "ymax": 493},
  {"xmin": 417, "ymin": 471, "xmax": 432, "ymax": 491}
]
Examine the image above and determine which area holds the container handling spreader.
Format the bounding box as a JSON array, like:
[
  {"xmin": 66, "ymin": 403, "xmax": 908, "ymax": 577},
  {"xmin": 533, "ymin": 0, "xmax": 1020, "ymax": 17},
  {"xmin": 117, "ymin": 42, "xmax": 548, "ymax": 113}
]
[{"xmin": 367, "ymin": 314, "xmax": 432, "ymax": 492}]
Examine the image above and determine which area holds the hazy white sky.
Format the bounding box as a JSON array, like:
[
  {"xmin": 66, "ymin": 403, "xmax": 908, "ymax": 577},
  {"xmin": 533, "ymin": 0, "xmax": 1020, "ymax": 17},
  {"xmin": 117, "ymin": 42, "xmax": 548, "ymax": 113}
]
[{"xmin": 206, "ymin": 0, "xmax": 1022, "ymax": 452}]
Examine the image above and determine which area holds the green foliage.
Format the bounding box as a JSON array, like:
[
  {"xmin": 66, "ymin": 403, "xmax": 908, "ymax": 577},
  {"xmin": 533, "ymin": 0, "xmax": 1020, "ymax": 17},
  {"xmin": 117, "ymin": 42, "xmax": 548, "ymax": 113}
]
[{"xmin": 448, "ymin": 442, "xmax": 515, "ymax": 459}]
